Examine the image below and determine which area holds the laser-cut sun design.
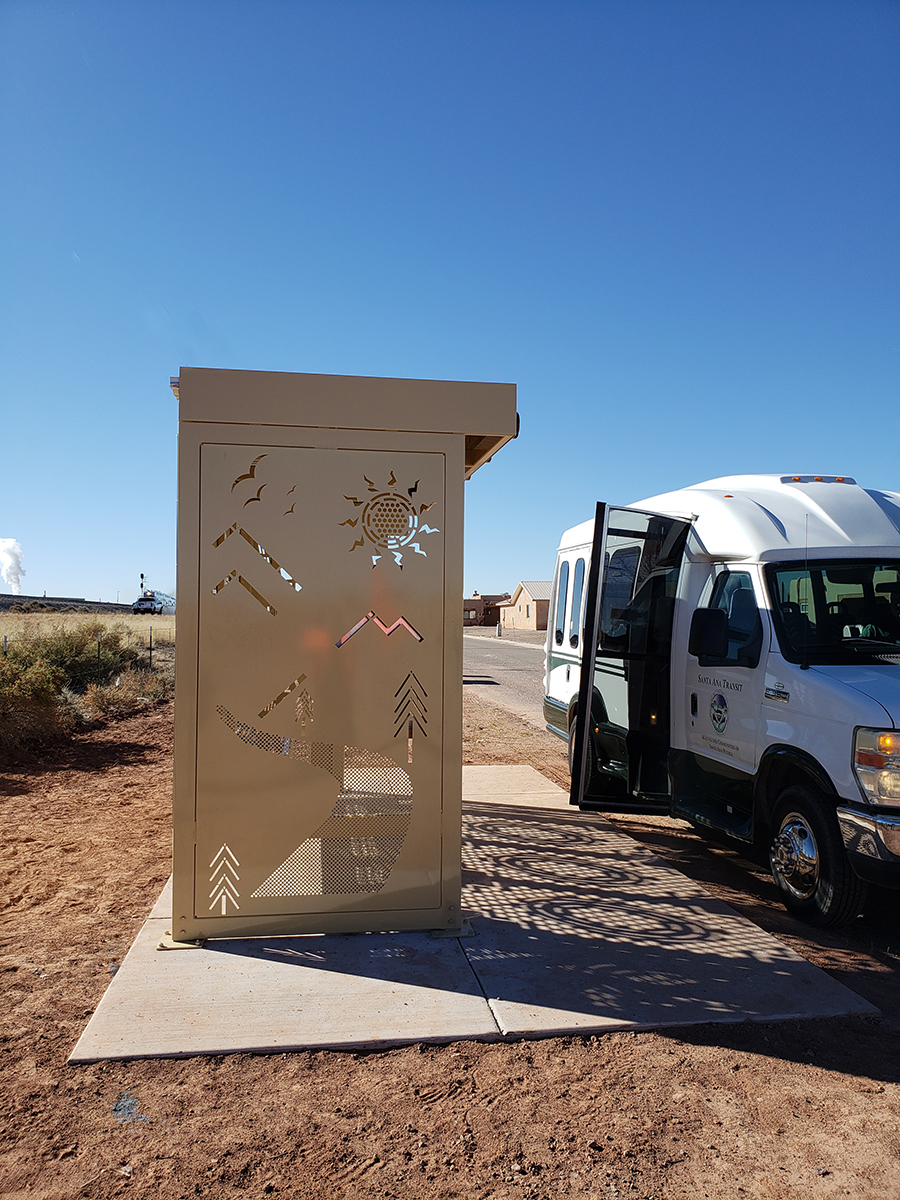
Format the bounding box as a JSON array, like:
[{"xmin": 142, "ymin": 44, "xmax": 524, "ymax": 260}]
[{"xmin": 340, "ymin": 471, "xmax": 440, "ymax": 567}]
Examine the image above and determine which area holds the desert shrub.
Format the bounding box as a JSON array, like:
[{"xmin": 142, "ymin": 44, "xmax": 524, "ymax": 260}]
[
  {"xmin": 0, "ymin": 656, "xmax": 78, "ymax": 754},
  {"xmin": 81, "ymin": 664, "xmax": 175, "ymax": 719},
  {"xmin": 4, "ymin": 620, "xmax": 142, "ymax": 690},
  {"xmin": 0, "ymin": 619, "xmax": 171, "ymax": 758}
]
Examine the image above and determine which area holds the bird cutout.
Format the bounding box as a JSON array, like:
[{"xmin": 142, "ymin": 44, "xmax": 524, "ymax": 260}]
[
  {"xmin": 284, "ymin": 504, "xmax": 295, "ymax": 516},
  {"xmin": 243, "ymin": 484, "xmax": 266, "ymax": 507},
  {"xmin": 231, "ymin": 454, "xmax": 267, "ymax": 492},
  {"xmin": 286, "ymin": 485, "xmax": 296, "ymax": 496},
  {"xmin": 341, "ymin": 471, "xmax": 440, "ymax": 567}
]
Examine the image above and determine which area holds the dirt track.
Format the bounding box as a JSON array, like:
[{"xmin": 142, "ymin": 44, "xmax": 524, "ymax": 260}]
[{"xmin": 2, "ymin": 696, "xmax": 900, "ymax": 1199}]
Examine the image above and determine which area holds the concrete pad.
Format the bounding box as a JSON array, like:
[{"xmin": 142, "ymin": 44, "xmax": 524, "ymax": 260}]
[
  {"xmin": 148, "ymin": 877, "xmax": 172, "ymax": 919},
  {"xmin": 463, "ymin": 763, "xmax": 571, "ymax": 809},
  {"xmin": 461, "ymin": 796, "xmax": 876, "ymax": 1036},
  {"xmin": 70, "ymin": 908, "xmax": 499, "ymax": 1061},
  {"xmin": 70, "ymin": 766, "xmax": 875, "ymax": 1063}
]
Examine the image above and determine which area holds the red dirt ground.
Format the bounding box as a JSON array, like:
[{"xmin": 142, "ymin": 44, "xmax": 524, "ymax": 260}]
[{"xmin": 2, "ymin": 696, "xmax": 899, "ymax": 1199}]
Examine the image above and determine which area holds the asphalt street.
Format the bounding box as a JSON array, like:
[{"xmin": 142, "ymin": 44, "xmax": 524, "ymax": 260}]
[{"xmin": 462, "ymin": 634, "xmax": 548, "ymax": 728}]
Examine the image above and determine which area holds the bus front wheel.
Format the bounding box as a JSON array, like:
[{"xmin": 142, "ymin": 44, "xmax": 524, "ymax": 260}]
[{"xmin": 769, "ymin": 785, "xmax": 866, "ymax": 928}]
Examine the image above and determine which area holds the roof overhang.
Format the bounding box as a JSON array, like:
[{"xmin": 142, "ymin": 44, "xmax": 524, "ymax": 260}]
[{"xmin": 171, "ymin": 368, "xmax": 517, "ymax": 481}]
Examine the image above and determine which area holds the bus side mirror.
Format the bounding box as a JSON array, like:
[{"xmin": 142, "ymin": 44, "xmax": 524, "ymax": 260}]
[{"xmin": 689, "ymin": 608, "xmax": 728, "ymax": 659}]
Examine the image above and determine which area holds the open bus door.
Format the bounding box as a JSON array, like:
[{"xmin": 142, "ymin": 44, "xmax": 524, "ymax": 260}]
[{"xmin": 570, "ymin": 503, "xmax": 691, "ymax": 813}]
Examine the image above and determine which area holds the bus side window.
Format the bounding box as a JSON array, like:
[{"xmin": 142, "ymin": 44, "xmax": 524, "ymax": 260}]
[
  {"xmin": 707, "ymin": 571, "xmax": 763, "ymax": 668},
  {"xmin": 554, "ymin": 561, "xmax": 570, "ymax": 646},
  {"xmin": 569, "ymin": 558, "xmax": 585, "ymax": 648},
  {"xmin": 599, "ymin": 546, "xmax": 640, "ymax": 651}
]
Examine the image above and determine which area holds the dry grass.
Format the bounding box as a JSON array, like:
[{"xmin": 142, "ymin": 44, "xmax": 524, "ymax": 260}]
[{"xmin": 0, "ymin": 610, "xmax": 175, "ymax": 650}]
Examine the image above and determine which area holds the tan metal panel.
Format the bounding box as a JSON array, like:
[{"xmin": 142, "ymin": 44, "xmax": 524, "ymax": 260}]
[
  {"xmin": 173, "ymin": 368, "xmax": 516, "ymax": 479},
  {"xmin": 176, "ymin": 367, "xmax": 517, "ymax": 438},
  {"xmin": 172, "ymin": 370, "xmax": 512, "ymax": 939},
  {"xmin": 197, "ymin": 441, "xmax": 446, "ymax": 913}
]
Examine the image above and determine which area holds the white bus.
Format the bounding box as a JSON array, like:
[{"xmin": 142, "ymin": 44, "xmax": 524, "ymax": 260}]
[{"xmin": 545, "ymin": 474, "xmax": 900, "ymax": 928}]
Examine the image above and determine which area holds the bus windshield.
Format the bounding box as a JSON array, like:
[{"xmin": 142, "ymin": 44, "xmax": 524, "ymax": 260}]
[{"xmin": 765, "ymin": 559, "xmax": 900, "ymax": 665}]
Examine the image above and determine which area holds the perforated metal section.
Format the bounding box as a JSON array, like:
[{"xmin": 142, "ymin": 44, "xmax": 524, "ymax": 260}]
[
  {"xmin": 217, "ymin": 708, "xmax": 412, "ymax": 795},
  {"xmin": 252, "ymin": 837, "xmax": 406, "ymax": 897},
  {"xmin": 218, "ymin": 708, "xmax": 341, "ymax": 780},
  {"xmin": 330, "ymin": 794, "xmax": 412, "ymax": 817},
  {"xmin": 343, "ymin": 746, "xmax": 412, "ymax": 797},
  {"xmin": 218, "ymin": 707, "xmax": 415, "ymax": 899},
  {"xmin": 364, "ymin": 495, "xmax": 412, "ymax": 543}
]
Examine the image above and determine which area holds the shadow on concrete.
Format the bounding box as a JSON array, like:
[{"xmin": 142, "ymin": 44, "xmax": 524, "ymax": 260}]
[
  {"xmin": 199, "ymin": 799, "xmax": 873, "ymax": 1040},
  {"xmin": 70, "ymin": 774, "xmax": 881, "ymax": 1065},
  {"xmin": 605, "ymin": 812, "xmax": 900, "ymax": 1023}
]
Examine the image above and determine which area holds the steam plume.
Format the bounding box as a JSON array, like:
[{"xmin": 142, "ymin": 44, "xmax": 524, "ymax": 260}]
[{"xmin": 0, "ymin": 539, "xmax": 25, "ymax": 595}]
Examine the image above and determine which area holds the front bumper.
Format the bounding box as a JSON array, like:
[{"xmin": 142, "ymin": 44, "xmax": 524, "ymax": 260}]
[{"xmin": 837, "ymin": 805, "xmax": 900, "ymax": 888}]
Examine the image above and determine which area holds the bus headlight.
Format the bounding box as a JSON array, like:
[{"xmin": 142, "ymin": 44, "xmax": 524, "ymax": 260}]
[{"xmin": 854, "ymin": 729, "xmax": 900, "ymax": 804}]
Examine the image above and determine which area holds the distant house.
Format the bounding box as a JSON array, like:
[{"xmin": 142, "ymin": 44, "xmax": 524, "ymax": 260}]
[
  {"xmin": 463, "ymin": 591, "xmax": 511, "ymax": 626},
  {"xmin": 499, "ymin": 581, "xmax": 552, "ymax": 631}
]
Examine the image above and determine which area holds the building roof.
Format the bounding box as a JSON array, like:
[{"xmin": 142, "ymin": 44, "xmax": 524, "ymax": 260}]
[
  {"xmin": 504, "ymin": 581, "xmax": 553, "ymax": 605},
  {"xmin": 463, "ymin": 593, "xmax": 510, "ymax": 606}
]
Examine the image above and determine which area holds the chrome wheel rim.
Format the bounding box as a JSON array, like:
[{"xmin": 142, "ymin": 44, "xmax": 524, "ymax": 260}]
[{"xmin": 771, "ymin": 812, "xmax": 820, "ymax": 900}]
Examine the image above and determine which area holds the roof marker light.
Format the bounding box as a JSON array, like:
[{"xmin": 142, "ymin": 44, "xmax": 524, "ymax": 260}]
[
  {"xmin": 723, "ymin": 494, "xmax": 733, "ymax": 498},
  {"xmin": 782, "ymin": 474, "xmax": 858, "ymax": 485}
]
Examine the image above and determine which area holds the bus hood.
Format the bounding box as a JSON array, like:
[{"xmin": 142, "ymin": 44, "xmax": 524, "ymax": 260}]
[{"xmin": 812, "ymin": 664, "xmax": 900, "ymax": 727}]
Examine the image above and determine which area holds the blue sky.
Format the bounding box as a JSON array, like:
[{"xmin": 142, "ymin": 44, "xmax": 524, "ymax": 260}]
[{"xmin": 1, "ymin": 0, "xmax": 897, "ymax": 601}]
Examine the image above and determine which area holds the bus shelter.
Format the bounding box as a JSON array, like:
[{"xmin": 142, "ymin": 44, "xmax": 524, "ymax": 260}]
[{"xmin": 170, "ymin": 368, "xmax": 517, "ymax": 940}]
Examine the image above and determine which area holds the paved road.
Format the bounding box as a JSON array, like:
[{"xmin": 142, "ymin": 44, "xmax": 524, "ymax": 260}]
[{"xmin": 463, "ymin": 634, "xmax": 548, "ymax": 728}]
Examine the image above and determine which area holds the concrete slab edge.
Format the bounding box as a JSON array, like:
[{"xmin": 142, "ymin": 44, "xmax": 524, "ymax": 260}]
[
  {"xmin": 68, "ymin": 1029, "xmax": 503, "ymax": 1065},
  {"xmin": 491, "ymin": 1005, "xmax": 879, "ymax": 1041},
  {"xmin": 69, "ymin": 1001, "xmax": 878, "ymax": 1065}
]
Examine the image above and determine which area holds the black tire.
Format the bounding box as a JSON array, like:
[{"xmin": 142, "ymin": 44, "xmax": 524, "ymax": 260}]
[
  {"xmin": 568, "ymin": 717, "xmax": 603, "ymax": 799},
  {"xmin": 769, "ymin": 784, "xmax": 867, "ymax": 928}
]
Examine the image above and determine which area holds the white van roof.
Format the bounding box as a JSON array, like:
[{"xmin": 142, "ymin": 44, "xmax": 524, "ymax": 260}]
[{"xmin": 557, "ymin": 475, "xmax": 900, "ymax": 562}]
